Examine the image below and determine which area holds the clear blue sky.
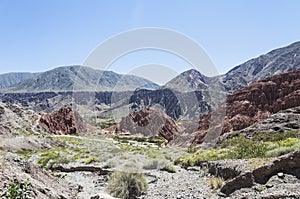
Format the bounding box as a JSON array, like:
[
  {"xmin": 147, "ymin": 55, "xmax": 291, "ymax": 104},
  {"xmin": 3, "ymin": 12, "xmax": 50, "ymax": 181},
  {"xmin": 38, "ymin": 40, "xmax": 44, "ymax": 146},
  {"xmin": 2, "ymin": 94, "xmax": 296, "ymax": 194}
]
[{"xmin": 1, "ymin": 0, "xmax": 300, "ymax": 77}]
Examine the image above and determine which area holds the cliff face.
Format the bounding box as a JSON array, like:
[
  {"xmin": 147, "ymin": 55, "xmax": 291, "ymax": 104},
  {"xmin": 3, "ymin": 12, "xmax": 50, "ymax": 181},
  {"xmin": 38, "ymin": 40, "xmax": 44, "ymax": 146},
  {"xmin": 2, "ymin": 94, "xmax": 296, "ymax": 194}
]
[
  {"xmin": 192, "ymin": 70, "xmax": 300, "ymax": 145},
  {"xmin": 118, "ymin": 106, "xmax": 180, "ymax": 141},
  {"xmin": 39, "ymin": 107, "xmax": 88, "ymax": 135}
]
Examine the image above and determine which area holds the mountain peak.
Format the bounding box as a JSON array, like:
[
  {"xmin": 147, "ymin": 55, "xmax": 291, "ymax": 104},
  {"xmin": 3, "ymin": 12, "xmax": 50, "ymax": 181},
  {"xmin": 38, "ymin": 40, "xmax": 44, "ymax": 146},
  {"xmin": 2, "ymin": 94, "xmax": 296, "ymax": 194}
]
[{"xmin": 164, "ymin": 69, "xmax": 209, "ymax": 92}]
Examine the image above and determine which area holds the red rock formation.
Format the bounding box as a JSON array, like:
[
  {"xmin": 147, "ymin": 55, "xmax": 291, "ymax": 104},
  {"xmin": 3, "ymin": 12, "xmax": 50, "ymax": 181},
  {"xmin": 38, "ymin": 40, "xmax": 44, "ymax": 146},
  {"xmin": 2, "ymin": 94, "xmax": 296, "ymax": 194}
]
[
  {"xmin": 39, "ymin": 107, "xmax": 88, "ymax": 135},
  {"xmin": 118, "ymin": 106, "xmax": 180, "ymax": 141},
  {"xmin": 192, "ymin": 70, "xmax": 300, "ymax": 145}
]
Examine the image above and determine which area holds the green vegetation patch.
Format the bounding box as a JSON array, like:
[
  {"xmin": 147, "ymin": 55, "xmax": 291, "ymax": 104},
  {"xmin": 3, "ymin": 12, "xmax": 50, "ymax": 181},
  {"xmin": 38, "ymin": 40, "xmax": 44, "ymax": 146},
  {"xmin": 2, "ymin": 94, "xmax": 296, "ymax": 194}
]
[
  {"xmin": 108, "ymin": 171, "xmax": 148, "ymax": 199},
  {"xmin": 1, "ymin": 179, "xmax": 32, "ymax": 199}
]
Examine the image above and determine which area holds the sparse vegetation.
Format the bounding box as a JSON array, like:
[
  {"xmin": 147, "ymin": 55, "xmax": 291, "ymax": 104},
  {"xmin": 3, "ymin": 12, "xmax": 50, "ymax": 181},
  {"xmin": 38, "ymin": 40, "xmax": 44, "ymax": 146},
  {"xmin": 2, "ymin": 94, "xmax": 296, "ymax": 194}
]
[
  {"xmin": 85, "ymin": 156, "xmax": 99, "ymax": 164},
  {"xmin": 253, "ymin": 131, "xmax": 299, "ymax": 142},
  {"xmin": 107, "ymin": 171, "xmax": 148, "ymax": 199},
  {"xmin": 159, "ymin": 163, "xmax": 177, "ymax": 173},
  {"xmin": 175, "ymin": 133, "xmax": 300, "ymax": 168},
  {"xmin": 207, "ymin": 177, "xmax": 224, "ymax": 190},
  {"xmin": 1, "ymin": 180, "xmax": 32, "ymax": 199},
  {"xmin": 143, "ymin": 159, "xmax": 159, "ymax": 170}
]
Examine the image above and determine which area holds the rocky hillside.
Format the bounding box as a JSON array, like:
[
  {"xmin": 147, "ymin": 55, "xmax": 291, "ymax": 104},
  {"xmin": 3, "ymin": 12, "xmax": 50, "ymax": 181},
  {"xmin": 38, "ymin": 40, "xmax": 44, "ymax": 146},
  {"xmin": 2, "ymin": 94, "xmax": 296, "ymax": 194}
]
[
  {"xmin": 164, "ymin": 69, "xmax": 210, "ymax": 92},
  {"xmin": 39, "ymin": 107, "xmax": 97, "ymax": 135},
  {"xmin": 118, "ymin": 106, "xmax": 180, "ymax": 141},
  {"xmin": 0, "ymin": 102, "xmax": 38, "ymax": 138},
  {"xmin": 164, "ymin": 41, "xmax": 300, "ymax": 94},
  {"xmin": 2, "ymin": 65, "xmax": 159, "ymax": 92},
  {"xmin": 221, "ymin": 41, "xmax": 300, "ymax": 92},
  {"xmin": 0, "ymin": 72, "xmax": 40, "ymax": 88},
  {"xmin": 191, "ymin": 69, "xmax": 300, "ymax": 145}
]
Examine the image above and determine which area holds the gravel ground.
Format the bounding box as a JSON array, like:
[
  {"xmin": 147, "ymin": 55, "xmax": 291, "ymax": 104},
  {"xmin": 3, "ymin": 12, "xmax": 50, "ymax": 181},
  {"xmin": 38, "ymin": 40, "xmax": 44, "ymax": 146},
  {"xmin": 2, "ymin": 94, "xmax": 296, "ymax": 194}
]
[{"xmin": 60, "ymin": 166, "xmax": 220, "ymax": 199}]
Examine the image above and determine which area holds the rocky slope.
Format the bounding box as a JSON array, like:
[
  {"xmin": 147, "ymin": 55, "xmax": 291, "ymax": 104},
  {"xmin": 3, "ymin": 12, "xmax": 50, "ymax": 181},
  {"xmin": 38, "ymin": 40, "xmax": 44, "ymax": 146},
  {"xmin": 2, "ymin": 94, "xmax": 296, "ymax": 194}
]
[
  {"xmin": 236, "ymin": 106, "xmax": 300, "ymax": 139},
  {"xmin": 2, "ymin": 65, "xmax": 159, "ymax": 92},
  {"xmin": 201, "ymin": 151, "xmax": 300, "ymax": 198},
  {"xmin": 0, "ymin": 72, "xmax": 40, "ymax": 88},
  {"xmin": 0, "ymin": 102, "xmax": 39, "ymax": 138},
  {"xmin": 0, "ymin": 152, "xmax": 75, "ymax": 198},
  {"xmin": 191, "ymin": 69, "xmax": 300, "ymax": 145},
  {"xmin": 118, "ymin": 106, "xmax": 180, "ymax": 141},
  {"xmin": 164, "ymin": 42, "xmax": 300, "ymax": 94},
  {"xmin": 222, "ymin": 41, "xmax": 300, "ymax": 92},
  {"xmin": 38, "ymin": 107, "xmax": 96, "ymax": 135}
]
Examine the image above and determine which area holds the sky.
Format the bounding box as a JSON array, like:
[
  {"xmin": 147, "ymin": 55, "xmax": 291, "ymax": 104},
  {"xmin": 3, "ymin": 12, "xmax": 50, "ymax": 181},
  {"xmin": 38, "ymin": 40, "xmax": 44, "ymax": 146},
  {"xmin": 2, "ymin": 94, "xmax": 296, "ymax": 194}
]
[{"xmin": 0, "ymin": 0, "xmax": 300, "ymax": 84}]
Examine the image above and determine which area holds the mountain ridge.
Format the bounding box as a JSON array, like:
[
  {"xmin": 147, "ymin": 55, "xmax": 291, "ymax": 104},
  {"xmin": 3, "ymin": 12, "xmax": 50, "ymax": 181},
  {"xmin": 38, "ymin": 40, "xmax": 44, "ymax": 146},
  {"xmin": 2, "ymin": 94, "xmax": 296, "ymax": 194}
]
[{"xmin": 1, "ymin": 65, "xmax": 160, "ymax": 92}]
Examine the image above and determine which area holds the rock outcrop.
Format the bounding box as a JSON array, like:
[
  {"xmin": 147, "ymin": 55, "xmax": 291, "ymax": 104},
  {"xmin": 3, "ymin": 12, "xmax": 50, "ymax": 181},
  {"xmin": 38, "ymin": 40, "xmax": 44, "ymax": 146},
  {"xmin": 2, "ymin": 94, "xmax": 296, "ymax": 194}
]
[
  {"xmin": 39, "ymin": 107, "xmax": 88, "ymax": 135},
  {"xmin": 118, "ymin": 106, "xmax": 180, "ymax": 141},
  {"xmin": 192, "ymin": 70, "xmax": 300, "ymax": 145},
  {"xmin": 219, "ymin": 151, "xmax": 300, "ymax": 196},
  {"xmin": 0, "ymin": 152, "xmax": 74, "ymax": 198}
]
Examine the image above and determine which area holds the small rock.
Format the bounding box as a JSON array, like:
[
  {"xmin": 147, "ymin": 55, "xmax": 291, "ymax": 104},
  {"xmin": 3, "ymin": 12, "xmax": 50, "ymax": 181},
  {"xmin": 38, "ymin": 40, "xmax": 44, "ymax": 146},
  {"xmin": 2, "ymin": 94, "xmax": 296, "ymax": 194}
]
[
  {"xmin": 277, "ymin": 172, "xmax": 284, "ymax": 179},
  {"xmin": 176, "ymin": 194, "xmax": 182, "ymax": 199},
  {"xmin": 266, "ymin": 184, "xmax": 274, "ymax": 188}
]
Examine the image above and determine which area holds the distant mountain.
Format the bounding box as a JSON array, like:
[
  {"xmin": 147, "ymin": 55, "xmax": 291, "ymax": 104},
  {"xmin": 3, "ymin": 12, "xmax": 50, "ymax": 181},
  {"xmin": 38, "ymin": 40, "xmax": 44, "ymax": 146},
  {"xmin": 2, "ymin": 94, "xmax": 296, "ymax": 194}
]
[
  {"xmin": 164, "ymin": 69, "xmax": 209, "ymax": 92},
  {"xmin": 165, "ymin": 41, "xmax": 300, "ymax": 93},
  {"xmin": 222, "ymin": 41, "xmax": 300, "ymax": 92},
  {"xmin": 0, "ymin": 72, "xmax": 40, "ymax": 89},
  {"xmin": 3, "ymin": 65, "xmax": 159, "ymax": 92}
]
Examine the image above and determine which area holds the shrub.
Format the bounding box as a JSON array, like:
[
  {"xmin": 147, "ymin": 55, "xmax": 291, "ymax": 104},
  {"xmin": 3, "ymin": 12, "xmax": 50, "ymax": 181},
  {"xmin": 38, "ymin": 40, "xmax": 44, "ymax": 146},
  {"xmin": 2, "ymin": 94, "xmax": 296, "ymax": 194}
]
[
  {"xmin": 37, "ymin": 151, "xmax": 60, "ymax": 169},
  {"xmin": 107, "ymin": 171, "xmax": 148, "ymax": 199},
  {"xmin": 1, "ymin": 180, "xmax": 32, "ymax": 199},
  {"xmin": 265, "ymin": 146, "xmax": 294, "ymax": 157},
  {"xmin": 85, "ymin": 156, "xmax": 99, "ymax": 164},
  {"xmin": 207, "ymin": 177, "xmax": 224, "ymax": 190},
  {"xmin": 143, "ymin": 159, "xmax": 159, "ymax": 170},
  {"xmin": 222, "ymin": 136, "xmax": 267, "ymax": 159},
  {"xmin": 278, "ymin": 138, "xmax": 298, "ymax": 147},
  {"xmin": 253, "ymin": 131, "xmax": 298, "ymax": 142},
  {"xmin": 159, "ymin": 163, "xmax": 177, "ymax": 173},
  {"xmin": 187, "ymin": 146, "xmax": 197, "ymax": 154}
]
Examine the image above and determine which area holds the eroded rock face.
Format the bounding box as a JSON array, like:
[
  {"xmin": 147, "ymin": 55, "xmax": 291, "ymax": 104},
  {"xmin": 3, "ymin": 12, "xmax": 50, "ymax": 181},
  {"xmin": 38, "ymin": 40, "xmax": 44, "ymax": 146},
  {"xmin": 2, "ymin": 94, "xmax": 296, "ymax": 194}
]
[
  {"xmin": 39, "ymin": 107, "xmax": 87, "ymax": 135},
  {"xmin": 118, "ymin": 106, "xmax": 180, "ymax": 141},
  {"xmin": 0, "ymin": 152, "xmax": 74, "ymax": 198},
  {"xmin": 192, "ymin": 70, "xmax": 300, "ymax": 145},
  {"xmin": 220, "ymin": 151, "xmax": 300, "ymax": 196}
]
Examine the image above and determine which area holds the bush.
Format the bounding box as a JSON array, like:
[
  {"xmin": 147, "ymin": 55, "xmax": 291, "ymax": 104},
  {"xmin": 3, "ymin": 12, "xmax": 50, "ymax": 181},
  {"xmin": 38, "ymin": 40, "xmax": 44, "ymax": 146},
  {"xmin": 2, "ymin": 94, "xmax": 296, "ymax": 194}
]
[
  {"xmin": 1, "ymin": 180, "xmax": 32, "ymax": 199},
  {"xmin": 159, "ymin": 163, "xmax": 177, "ymax": 173},
  {"xmin": 278, "ymin": 138, "xmax": 298, "ymax": 147},
  {"xmin": 265, "ymin": 146, "xmax": 294, "ymax": 157},
  {"xmin": 37, "ymin": 151, "xmax": 60, "ymax": 169},
  {"xmin": 253, "ymin": 131, "xmax": 298, "ymax": 142},
  {"xmin": 143, "ymin": 159, "xmax": 159, "ymax": 170},
  {"xmin": 207, "ymin": 177, "xmax": 224, "ymax": 190},
  {"xmin": 187, "ymin": 146, "xmax": 197, "ymax": 154},
  {"xmin": 84, "ymin": 156, "xmax": 99, "ymax": 164},
  {"xmin": 222, "ymin": 136, "xmax": 267, "ymax": 159},
  {"xmin": 108, "ymin": 171, "xmax": 148, "ymax": 199}
]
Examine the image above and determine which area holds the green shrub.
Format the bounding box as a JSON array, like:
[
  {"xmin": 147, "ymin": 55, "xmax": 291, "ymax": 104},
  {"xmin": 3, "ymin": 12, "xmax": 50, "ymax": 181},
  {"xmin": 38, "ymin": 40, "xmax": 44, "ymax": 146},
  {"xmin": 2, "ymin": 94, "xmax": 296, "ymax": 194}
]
[
  {"xmin": 159, "ymin": 163, "xmax": 177, "ymax": 173},
  {"xmin": 207, "ymin": 177, "xmax": 224, "ymax": 190},
  {"xmin": 266, "ymin": 146, "xmax": 294, "ymax": 157},
  {"xmin": 278, "ymin": 138, "xmax": 298, "ymax": 147},
  {"xmin": 85, "ymin": 156, "xmax": 99, "ymax": 164},
  {"xmin": 1, "ymin": 180, "xmax": 32, "ymax": 199},
  {"xmin": 37, "ymin": 151, "xmax": 60, "ymax": 169},
  {"xmin": 187, "ymin": 146, "xmax": 197, "ymax": 154},
  {"xmin": 222, "ymin": 136, "xmax": 267, "ymax": 159},
  {"xmin": 253, "ymin": 131, "xmax": 298, "ymax": 142},
  {"xmin": 107, "ymin": 171, "xmax": 148, "ymax": 199},
  {"xmin": 143, "ymin": 159, "xmax": 159, "ymax": 170}
]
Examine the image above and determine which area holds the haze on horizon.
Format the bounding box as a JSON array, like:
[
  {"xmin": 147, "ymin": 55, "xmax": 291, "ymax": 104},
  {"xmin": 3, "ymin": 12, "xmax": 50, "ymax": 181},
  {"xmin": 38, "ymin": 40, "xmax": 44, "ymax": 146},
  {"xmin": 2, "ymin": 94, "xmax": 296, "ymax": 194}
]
[{"xmin": 0, "ymin": 0, "xmax": 300, "ymax": 84}]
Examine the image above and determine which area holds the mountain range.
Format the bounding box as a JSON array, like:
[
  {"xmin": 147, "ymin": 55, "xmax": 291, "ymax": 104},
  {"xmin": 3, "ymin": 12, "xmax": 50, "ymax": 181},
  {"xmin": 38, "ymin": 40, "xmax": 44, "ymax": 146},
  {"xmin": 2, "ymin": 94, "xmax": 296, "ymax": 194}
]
[
  {"xmin": 0, "ymin": 72, "xmax": 40, "ymax": 89},
  {"xmin": 0, "ymin": 65, "xmax": 159, "ymax": 92},
  {"xmin": 1, "ymin": 41, "xmax": 300, "ymax": 121},
  {"xmin": 1, "ymin": 41, "xmax": 300, "ymax": 94}
]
